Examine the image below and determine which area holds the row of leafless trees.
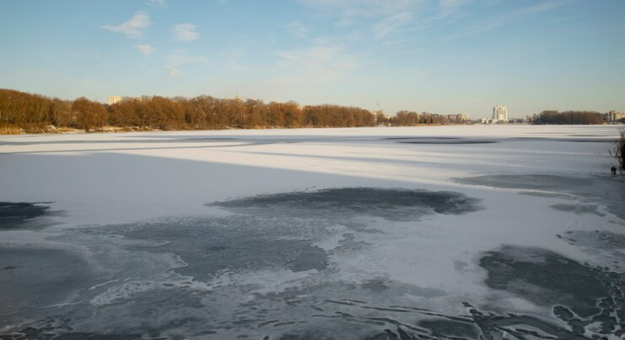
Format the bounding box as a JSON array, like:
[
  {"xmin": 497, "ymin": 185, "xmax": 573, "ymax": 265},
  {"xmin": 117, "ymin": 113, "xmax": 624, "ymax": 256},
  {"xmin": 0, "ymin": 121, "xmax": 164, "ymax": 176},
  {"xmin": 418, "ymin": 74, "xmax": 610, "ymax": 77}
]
[
  {"xmin": 109, "ymin": 96, "xmax": 377, "ymax": 130},
  {"xmin": 531, "ymin": 110, "xmax": 605, "ymax": 125},
  {"xmin": 0, "ymin": 89, "xmax": 108, "ymax": 132},
  {"xmin": 0, "ymin": 89, "xmax": 377, "ymax": 133},
  {"xmin": 385, "ymin": 110, "xmax": 453, "ymax": 126}
]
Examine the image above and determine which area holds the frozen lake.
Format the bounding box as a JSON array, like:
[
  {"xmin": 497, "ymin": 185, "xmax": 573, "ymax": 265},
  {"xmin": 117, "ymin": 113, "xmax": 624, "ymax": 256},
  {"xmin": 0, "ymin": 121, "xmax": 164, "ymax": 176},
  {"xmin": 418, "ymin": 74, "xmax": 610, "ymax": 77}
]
[{"xmin": 0, "ymin": 125, "xmax": 624, "ymax": 339}]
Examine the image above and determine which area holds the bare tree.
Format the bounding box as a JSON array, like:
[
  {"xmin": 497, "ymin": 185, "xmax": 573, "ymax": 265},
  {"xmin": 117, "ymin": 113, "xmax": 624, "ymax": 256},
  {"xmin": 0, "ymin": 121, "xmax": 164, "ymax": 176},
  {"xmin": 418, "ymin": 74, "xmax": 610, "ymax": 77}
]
[
  {"xmin": 610, "ymin": 127, "xmax": 625, "ymax": 175},
  {"xmin": 72, "ymin": 97, "xmax": 108, "ymax": 132}
]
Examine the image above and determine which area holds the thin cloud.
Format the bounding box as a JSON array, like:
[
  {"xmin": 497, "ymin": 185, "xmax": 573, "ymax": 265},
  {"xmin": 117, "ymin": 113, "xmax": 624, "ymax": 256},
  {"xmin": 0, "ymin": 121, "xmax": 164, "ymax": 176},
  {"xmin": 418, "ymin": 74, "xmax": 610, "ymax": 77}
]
[
  {"xmin": 146, "ymin": 0, "xmax": 165, "ymax": 7},
  {"xmin": 285, "ymin": 22, "xmax": 310, "ymax": 38},
  {"xmin": 135, "ymin": 45, "xmax": 154, "ymax": 56},
  {"xmin": 295, "ymin": 0, "xmax": 426, "ymax": 18},
  {"xmin": 239, "ymin": 43, "xmax": 360, "ymax": 101},
  {"xmin": 520, "ymin": 0, "xmax": 573, "ymax": 14},
  {"xmin": 294, "ymin": 0, "xmax": 473, "ymax": 31},
  {"xmin": 439, "ymin": 0, "xmax": 470, "ymax": 10},
  {"xmin": 166, "ymin": 65, "xmax": 180, "ymax": 78},
  {"xmin": 275, "ymin": 43, "xmax": 359, "ymax": 81},
  {"xmin": 440, "ymin": 22, "xmax": 501, "ymax": 43},
  {"xmin": 536, "ymin": 15, "xmax": 580, "ymax": 27},
  {"xmin": 439, "ymin": 0, "xmax": 471, "ymax": 18},
  {"xmin": 166, "ymin": 49, "xmax": 209, "ymax": 66},
  {"xmin": 293, "ymin": 0, "xmax": 458, "ymax": 32},
  {"xmin": 295, "ymin": 0, "xmax": 423, "ymax": 11},
  {"xmin": 374, "ymin": 12, "xmax": 414, "ymax": 38},
  {"xmin": 172, "ymin": 24, "xmax": 201, "ymax": 42},
  {"xmin": 163, "ymin": 49, "xmax": 209, "ymax": 78},
  {"xmin": 102, "ymin": 12, "xmax": 151, "ymax": 39}
]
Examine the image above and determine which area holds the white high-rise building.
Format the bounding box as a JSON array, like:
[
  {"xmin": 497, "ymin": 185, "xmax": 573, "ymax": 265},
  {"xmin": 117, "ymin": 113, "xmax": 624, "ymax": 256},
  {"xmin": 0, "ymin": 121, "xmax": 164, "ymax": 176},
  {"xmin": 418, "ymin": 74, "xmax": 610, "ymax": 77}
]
[
  {"xmin": 108, "ymin": 96, "xmax": 123, "ymax": 106},
  {"xmin": 492, "ymin": 105, "xmax": 508, "ymax": 122}
]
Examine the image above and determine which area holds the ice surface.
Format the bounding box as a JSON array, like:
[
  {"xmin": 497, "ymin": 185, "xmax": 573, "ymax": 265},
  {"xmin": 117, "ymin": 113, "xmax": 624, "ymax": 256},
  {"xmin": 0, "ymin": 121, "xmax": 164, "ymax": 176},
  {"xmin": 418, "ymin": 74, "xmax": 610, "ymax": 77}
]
[
  {"xmin": 479, "ymin": 245, "xmax": 621, "ymax": 318},
  {"xmin": 1, "ymin": 125, "xmax": 624, "ymax": 339}
]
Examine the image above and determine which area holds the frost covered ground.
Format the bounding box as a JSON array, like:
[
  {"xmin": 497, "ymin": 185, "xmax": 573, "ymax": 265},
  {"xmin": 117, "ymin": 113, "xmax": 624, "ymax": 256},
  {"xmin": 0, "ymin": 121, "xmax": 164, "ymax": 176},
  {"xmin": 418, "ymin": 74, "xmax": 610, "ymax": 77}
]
[{"xmin": 0, "ymin": 125, "xmax": 624, "ymax": 340}]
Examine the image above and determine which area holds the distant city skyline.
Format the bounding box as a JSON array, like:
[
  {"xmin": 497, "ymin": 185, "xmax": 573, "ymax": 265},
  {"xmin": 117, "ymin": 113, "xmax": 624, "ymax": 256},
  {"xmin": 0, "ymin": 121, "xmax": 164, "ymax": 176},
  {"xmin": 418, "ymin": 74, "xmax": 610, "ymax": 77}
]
[{"xmin": 1, "ymin": 0, "xmax": 624, "ymax": 118}]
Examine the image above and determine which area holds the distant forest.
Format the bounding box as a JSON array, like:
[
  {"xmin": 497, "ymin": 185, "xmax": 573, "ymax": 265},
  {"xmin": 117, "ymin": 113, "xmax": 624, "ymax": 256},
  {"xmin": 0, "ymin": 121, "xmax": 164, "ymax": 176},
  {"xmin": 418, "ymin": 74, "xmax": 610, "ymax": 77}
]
[
  {"xmin": 389, "ymin": 110, "xmax": 459, "ymax": 126},
  {"xmin": 531, "ymin": 110, "xmax": 606, "ymax": 125},
  {"xmin": 0, "ymin": 89, "xmax": 472, "ymax": 134},
  {"xmin": 0, "ymin": 89, "xmax": 376, "ymax": 133},
  {"xmin": 0, "ymin": 89, "xmax": 613, "ymax": 134}
]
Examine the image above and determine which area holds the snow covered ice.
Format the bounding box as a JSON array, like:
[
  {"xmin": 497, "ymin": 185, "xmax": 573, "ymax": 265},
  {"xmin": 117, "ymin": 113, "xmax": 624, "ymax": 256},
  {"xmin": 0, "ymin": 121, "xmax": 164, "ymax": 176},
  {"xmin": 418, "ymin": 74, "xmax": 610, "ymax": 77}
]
[{"xmin": 0, "ymin": 125, "xmax": 624, "ymax": 339}]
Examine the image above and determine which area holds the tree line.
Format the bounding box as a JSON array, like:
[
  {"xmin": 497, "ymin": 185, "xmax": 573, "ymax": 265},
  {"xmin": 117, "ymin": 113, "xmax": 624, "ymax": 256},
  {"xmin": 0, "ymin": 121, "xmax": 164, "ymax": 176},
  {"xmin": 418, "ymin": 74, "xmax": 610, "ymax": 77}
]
[
  {"xmin": 530, "ymin": 110, "xmax": 605, "ymax": 125},
  {"xmin": 384, "ymin": 110, "xmax": 454, "ymax": 126},
  {"xmin": 0, "ymin": 89, "xmax": 376, "ymax": 133}
]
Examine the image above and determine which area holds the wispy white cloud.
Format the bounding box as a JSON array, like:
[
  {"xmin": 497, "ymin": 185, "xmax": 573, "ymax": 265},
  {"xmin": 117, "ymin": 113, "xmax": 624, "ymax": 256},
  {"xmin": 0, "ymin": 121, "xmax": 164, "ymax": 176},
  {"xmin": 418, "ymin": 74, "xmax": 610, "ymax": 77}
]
[
  {"xmin": 438, "ymin": 0, "xmax": 471, "ymax": 19},
  {"xmin": 229, "ymin": 42, "xmax": 361, "ymax": 103},
  {"xmin": 285, "ymin": 21, "xmax": 310, "ymax": 38},
  {"xmin": 434, "ymin": 0, "xmax": 575, "ymax": 43},
  {"xmin": 166, "ymin": 49, "xmax": 209, "ymax": 66},
  {"xmin": 293, "ymin": 0, "xmax": 466, "ymax": 33},
  {"xmin": 547, "ymin": 15, "xmax": 579, "ymax": 24},
  {"xmin": 498, "ymin": 0, "xmax": 577, "ymax": 32},
  {"xmin": 516, "ymin": 15, "xmax": 580, "ymax": 33},
  {"xmin": 295, "ymin": 0, "xmax": 426, "ymax": 18},
  {"xmin": 166, "ymin": 65, "xmax": 180, "ymax": 78},
  {"xmin": 72, "ymin": 51, "xmax": 101, "ymax": 59},
  {"xmin": 439, "ymin": 0, "xmax": 470, "ymax": 10},
  {"xmin": 146, "ymin": 0, "xmax": 165, "ymax": 7},
  {"xmin": 295, "ymin": 0, "xmax": 423, "ymax": 12},
  {"xmin": 172, "ymin": 24, "xmax": 201, "ymax": 42},
  {"xmin": 163, "ymin": 49, "xmax": 209, "ymax": 78},
  {"xmin": 135, "ymin": 45, "xmax": 154, "ymax": 56},
  {"xmin": 102, "ymin": 12, "xmax": 151, "ymax": 39},
  {"xmin": 440, "ymin": 22, "xmax": 500, "ymax": 43},
  {"xmin": 537, "ymin": 15, "xmax": 580, "ymax": 27},
  {"xmin": 374, "ymin": 12, "xmax": 414, "ymax": 38},
  {"xmin": 519, "ymin": 0, "xmax": 573, "ymax": 14},
  {"xmin": 275, "ymin": 43, "xmax": 359, "ymax": 81}
]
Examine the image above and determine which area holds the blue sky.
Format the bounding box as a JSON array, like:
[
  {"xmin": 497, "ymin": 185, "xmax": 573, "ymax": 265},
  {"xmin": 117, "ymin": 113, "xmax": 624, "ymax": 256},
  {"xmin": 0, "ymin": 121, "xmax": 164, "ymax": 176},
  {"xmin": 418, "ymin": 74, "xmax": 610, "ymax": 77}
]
[{"xmin": 0, "ymin": 0, "xmax": 623, "ymax": 118}]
